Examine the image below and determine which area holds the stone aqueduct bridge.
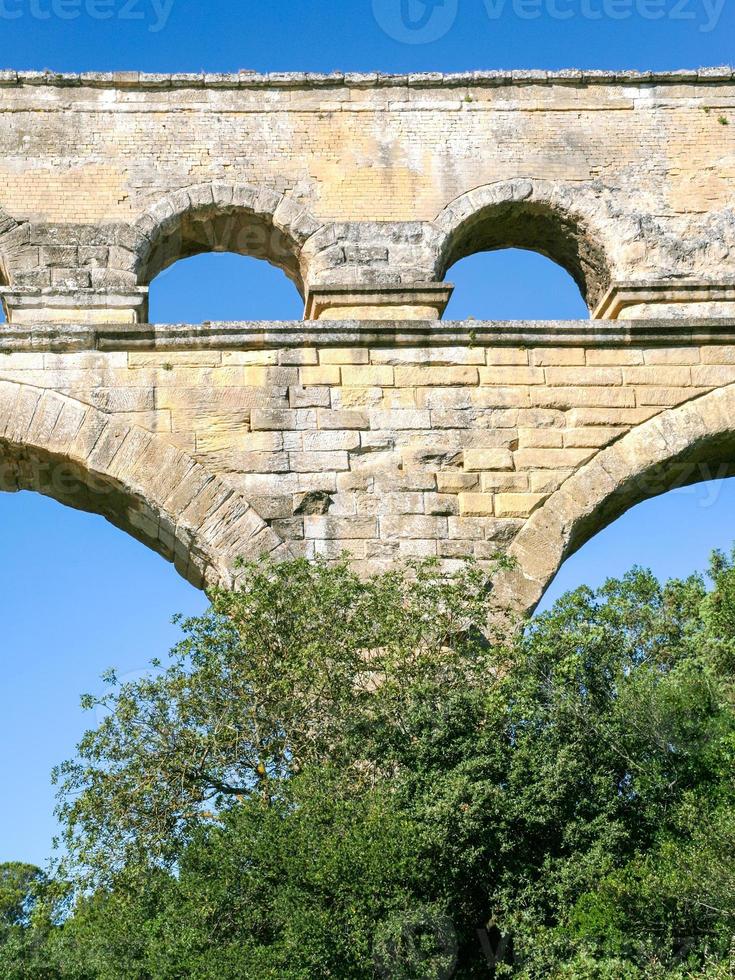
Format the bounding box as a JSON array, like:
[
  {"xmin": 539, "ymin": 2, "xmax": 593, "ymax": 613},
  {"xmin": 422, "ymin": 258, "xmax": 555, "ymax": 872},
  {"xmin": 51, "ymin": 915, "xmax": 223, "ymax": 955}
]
[{"xmin": 0, "ymin": 67, "xmax": 735, "ymax": 610}]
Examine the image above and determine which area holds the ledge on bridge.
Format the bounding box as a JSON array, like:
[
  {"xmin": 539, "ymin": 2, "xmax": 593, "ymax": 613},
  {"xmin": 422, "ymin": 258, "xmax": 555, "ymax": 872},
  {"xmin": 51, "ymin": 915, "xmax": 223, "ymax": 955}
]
[{"xmin": 2, "ymin": 318, "xmax": 735, "ymax": 353}]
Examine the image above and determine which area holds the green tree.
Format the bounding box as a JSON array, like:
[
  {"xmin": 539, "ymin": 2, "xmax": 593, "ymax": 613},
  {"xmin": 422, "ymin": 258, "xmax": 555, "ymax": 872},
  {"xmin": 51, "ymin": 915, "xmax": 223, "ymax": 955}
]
[
  {"xmin": 8, "ymin": 551, "xmax": 735, "ymax": 977},
  {"xmin": 0, "ymin": 863, "xmax": 44, "ymax": 933}
]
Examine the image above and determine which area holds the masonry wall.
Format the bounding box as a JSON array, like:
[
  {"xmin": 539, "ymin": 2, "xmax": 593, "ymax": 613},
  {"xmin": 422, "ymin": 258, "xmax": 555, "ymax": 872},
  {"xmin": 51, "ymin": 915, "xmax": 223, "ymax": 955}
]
[
  {"xmin": 0, "ymin": 69, "xmax": 734, "ymax": 321},
  {"xmin": 0, "ymin": 71, "xmax": 732, "ymax": 225},
  {"xmin": 1, "ymin": 70, "xmax": 735, "ymax": 604},
  {"xmin": 1, "ymin": 324, "xmax": 732, "ymax": 584}
]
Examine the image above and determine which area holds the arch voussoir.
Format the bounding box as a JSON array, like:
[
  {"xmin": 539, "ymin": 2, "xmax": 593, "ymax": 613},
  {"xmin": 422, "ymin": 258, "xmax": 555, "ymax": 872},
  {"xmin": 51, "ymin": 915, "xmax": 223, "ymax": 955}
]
[
  {"xmin": 0, "ymin": 381, "xmax": 288, "ymax": 591},
  {"xmin": 131, "ymin": 181, "xmax": 323, "ymax": 294},
  {"xmin": 498, "ymin": 384, "xmax": 735, "ymax": 615},
  {"xmin": 433, "ymin": 178, "xmax": 615, "ymax": 310}
]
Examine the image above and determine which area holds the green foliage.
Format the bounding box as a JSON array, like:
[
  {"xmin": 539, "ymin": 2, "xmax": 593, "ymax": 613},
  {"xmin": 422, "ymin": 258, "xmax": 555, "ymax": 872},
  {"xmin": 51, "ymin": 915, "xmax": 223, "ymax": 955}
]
[
  {"xmin": 53, "ymin": 556, "xmax": 500, "ymax": 887},
  {"xmin": 5, "ymin": 550, "xmax": 735, "ymax": 977}
]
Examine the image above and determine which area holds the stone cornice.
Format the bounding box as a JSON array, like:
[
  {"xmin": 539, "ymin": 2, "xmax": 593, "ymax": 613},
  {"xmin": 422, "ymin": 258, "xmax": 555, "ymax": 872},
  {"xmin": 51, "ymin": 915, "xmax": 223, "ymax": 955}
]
[
  {"xmin": 3, "ymin": 319, "xmax": 735, "ymax": 353},
  {"xmin": 0, "ymin": 67, "xmax": 732, "ymax": 91}
]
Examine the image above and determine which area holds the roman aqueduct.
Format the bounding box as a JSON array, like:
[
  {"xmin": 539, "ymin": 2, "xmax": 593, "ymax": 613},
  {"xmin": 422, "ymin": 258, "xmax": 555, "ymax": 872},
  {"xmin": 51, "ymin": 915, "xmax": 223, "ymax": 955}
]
[{"xmin": 1, "ymin": 66, "xmax": 734, "ymax": 609}]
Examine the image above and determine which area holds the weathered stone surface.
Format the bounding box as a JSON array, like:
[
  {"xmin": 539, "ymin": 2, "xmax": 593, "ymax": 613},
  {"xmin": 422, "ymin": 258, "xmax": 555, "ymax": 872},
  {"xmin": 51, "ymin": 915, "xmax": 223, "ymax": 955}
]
[
  {"xmin": 0, "ymin": 70, "xmax": 733, "ymax": 601},
  {"xmin": 0, "ymin": 71, "xmax": 734, "ymax": 320},
  {"xmin": 1, "ymin": 322, "xmax": 734, "ymax": 596}
]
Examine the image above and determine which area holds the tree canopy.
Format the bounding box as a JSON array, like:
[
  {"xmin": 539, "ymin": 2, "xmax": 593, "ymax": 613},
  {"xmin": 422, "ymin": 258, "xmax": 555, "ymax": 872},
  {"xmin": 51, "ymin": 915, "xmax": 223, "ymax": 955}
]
[{"xmin": 2, "ymin": 552, "xmax": 735, "ymax": 977}]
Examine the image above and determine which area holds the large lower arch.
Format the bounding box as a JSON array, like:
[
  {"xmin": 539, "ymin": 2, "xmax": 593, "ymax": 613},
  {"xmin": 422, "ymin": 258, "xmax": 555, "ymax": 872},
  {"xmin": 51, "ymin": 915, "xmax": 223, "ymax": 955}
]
[
  {"xmin": 132, "ymin": 182, "xmax": 322, "ymax": 295},
  {"xmin": 432, "ymin": 178, "xmax": 614, "ymax": 311},
  {"xmin": 0, "ymin": 381, "xmax": 288, "ymax": 590},
  {"xmin": 495, "ymin": 384, "xmax": 735, "ymax": 614}
]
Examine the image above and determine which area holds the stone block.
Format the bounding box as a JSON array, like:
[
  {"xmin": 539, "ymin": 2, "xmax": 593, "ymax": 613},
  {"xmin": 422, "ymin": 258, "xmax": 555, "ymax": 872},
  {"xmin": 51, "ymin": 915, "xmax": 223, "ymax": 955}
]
[
  {"xmin": 457, "ymin": 493, "xmax": 495, "ymax": 516},
  {"xmin": 303, "ymin": 516, "xmax": 378, "ymax": 539},
  {"xmin": 436, "ymin": 472, "xmax": 479, "ymax": 493},
  {"xmin": 279, "ymin": 349, "xmax": 319, "ymax": 366},
  {"xmin": 480, "ymin": 366, "xmax": 544, "ymax": 385},
  {"xmin": 463, "ymin": 448, "xmax": 514, "ymax": 471},
  {"xmin": 514, "ymin": 448, "xmax": 595, "ymax": 470},
  {"xmin": 371, "ymin": 347, "xmax": 485, "ymax": 365},
  {"xmin": 380, "ymin": 515, "xmax": 447, "ymax": 539},
  {"xmin": 545, "ymin": 367, "xmax": 622, "ymax": 386},
  {"xmin": 643, "ymin": 348, "xmax": 700, "ymax": 365},
  {"xmin": 289, "ymin": 451, "xmax": 350, "ymax": 472},
  {"xmin": 289, "ymin": 386, "xmax": 332, "ymax": 409},
  {"xmin": 342, "ymin": 365, "xmax": 394, "ymax": 386},
  {"xmin": 586, "ymin": 349, "xmax": 643, "ymax": 365},
  {"xmin": 394, "ymin": 366, "xmax": 479, "ymax": 386},
  {"xmin": 300, "ymin": 366, "xmax": 342, "ymax": 386},
  {"xmin": 424, "ymin": 492, "xmax": 459, "ymax": 515},
  {"xmin": 623, "ymin": 366, "xmax": 692, "ymax": 386},
  {"xmin": 518, "ymin": 428, "xmax": 563, "ymax": 448},
  {"xmin": 251, "ymin": 409, "xmax": 316, "ymax": 431},
  {"xmin": 485, "ymin": 348, "xmax": 529, "ymax": 365},
  {"xmin": 531, "ymin": 387, "xmax": 636, "ymax": 409},
  {"xmin": 301, "ymin": 430, "xmax": 361, "ymax": 451},
  {"xmin": 480, "ymin": 472, "xmax": 529, "ymax": 492},
  {"xmin": 532, "ymin": 348, "xmax": 586, "ymax": 366},
  {"xmin": 494, "ymin": 493, "xmax": 547, "ymax": 517},
  {"xmin": 369, "ymin": 410, "xmax": 431, "ymax": 430},
  {"xmin": 320, "ymin": 348, "xmax": 370, "ymax": 364},
  {"xmin": 317, "ymin": 409, "xmax": 370, "ymax": 429}
]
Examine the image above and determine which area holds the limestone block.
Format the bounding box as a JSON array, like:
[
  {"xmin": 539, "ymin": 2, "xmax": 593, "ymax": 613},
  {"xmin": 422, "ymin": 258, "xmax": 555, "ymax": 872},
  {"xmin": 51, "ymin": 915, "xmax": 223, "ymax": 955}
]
[
  {"xmin": 480, "ymin": 366, "xmax": 544, "ymax": 385},
  {"xmin": 289, "ymin": 387, "xmax": 332, "ymax": 409},
  {"xmin": 319, "ymin": 348, "xmax": 370, "ymax": 364},
  {"xmin": 342, "ymin": 365, "xmax": 394, "ymax": 386},
  {"xmin": 394, "ymin": 366, "xmax": 479, "ymax": 386},
  {"xmin": 380, "ymin": 515, "xmax": 448, "ymax": 539},
  {"xmin": 514, "ymin": 448, "xmax": 596, "ymax": 470},
  {"xmin": 494, "ymin": 493, "xmax": 547, "ymax": 518},
  {"xmin": 463, "ymin": 448, "xmax": 514, "ymax": 471},
  {"xmin": 317, "ymin": 409, "xmax": 370, "ymax": 429},
  {"xmin": 300, "ymin": 366, "xmax": 342, "ymax": 386},
  {"xmin": 458, "ymin": 493, "xmax": 495, "ymax": 517},
  {"xmin": 304, "ymin": 516, "xmax": 378, "ymax": 539}
]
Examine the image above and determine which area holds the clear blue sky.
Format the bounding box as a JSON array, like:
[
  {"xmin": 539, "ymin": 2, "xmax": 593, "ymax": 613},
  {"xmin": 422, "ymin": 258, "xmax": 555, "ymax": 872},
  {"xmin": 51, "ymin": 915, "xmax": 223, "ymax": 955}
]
[{"xmin": 1, "ymin": 2, "xmax": 734, "ymax": 867}]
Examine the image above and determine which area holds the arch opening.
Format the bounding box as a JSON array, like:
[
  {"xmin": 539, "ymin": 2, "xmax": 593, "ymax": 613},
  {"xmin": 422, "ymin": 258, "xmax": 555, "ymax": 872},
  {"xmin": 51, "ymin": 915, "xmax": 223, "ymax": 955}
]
[
  {"xmin": 141, "ymin": 205, "xmax": 303, "ymax": 289},
  {"xmin": 0, "ymin": 382, "xmax": 287, "ymax": 593},
  {"xmin": 133, "ymin": 185, "xmax": 319, "ymax": 307},
  {"xmin": 442, "ymin": 247, "xmax": 589, "ymax": 320},
  {"xmin": 148, "ymin": 252, "xmax": 304, "ymax": 323},
  {"xmin": 539, "ymin": 475, "xmax": 735, "ymax": 612},
  {"xmin": 0, "ymin": 440, "xmax": 181, "ymax": 571}
]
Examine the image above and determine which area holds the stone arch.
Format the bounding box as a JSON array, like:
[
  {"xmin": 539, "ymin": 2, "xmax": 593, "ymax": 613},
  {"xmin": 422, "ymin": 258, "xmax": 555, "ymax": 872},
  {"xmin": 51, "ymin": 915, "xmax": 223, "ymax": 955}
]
[
  {"xmin": 132, "ymin": 182, "xmax": 323, "ymax": 296},
  {"xmin": 432, "ymin": 179, "xmax": 614, "ymax": 311},
  {"xmin": 0, "ymin": 380, "xmax": 289, "ymax": 591},
  {"xmin": 495, "ymin": 384, "xmax": 735, "ymax": 614}
]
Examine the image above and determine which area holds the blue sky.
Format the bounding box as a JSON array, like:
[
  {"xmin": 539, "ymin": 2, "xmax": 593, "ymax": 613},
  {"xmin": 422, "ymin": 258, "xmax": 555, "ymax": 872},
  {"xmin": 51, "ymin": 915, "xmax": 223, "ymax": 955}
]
[{"xmin": 1, "ymin": 2, "xmax": 734, "ymax": 867}]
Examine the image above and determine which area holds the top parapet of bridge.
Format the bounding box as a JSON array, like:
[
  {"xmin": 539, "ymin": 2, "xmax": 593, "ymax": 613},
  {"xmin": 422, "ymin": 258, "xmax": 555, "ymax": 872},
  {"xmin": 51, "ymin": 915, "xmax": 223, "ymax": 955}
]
[{"xmin": 0, "ymin": 65, "xmax": 733, "ymax": 89}]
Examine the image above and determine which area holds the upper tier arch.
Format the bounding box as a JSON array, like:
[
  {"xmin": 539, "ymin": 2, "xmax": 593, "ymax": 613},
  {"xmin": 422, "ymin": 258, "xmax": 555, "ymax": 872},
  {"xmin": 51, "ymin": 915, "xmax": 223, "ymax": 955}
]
[
  {"xmin": 433, "ymin": 179, "xmax": 614, "ymax": 312},
  {"xmin": 132, "ymin": 183, "xmax": 323, "ymax": 296}
]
